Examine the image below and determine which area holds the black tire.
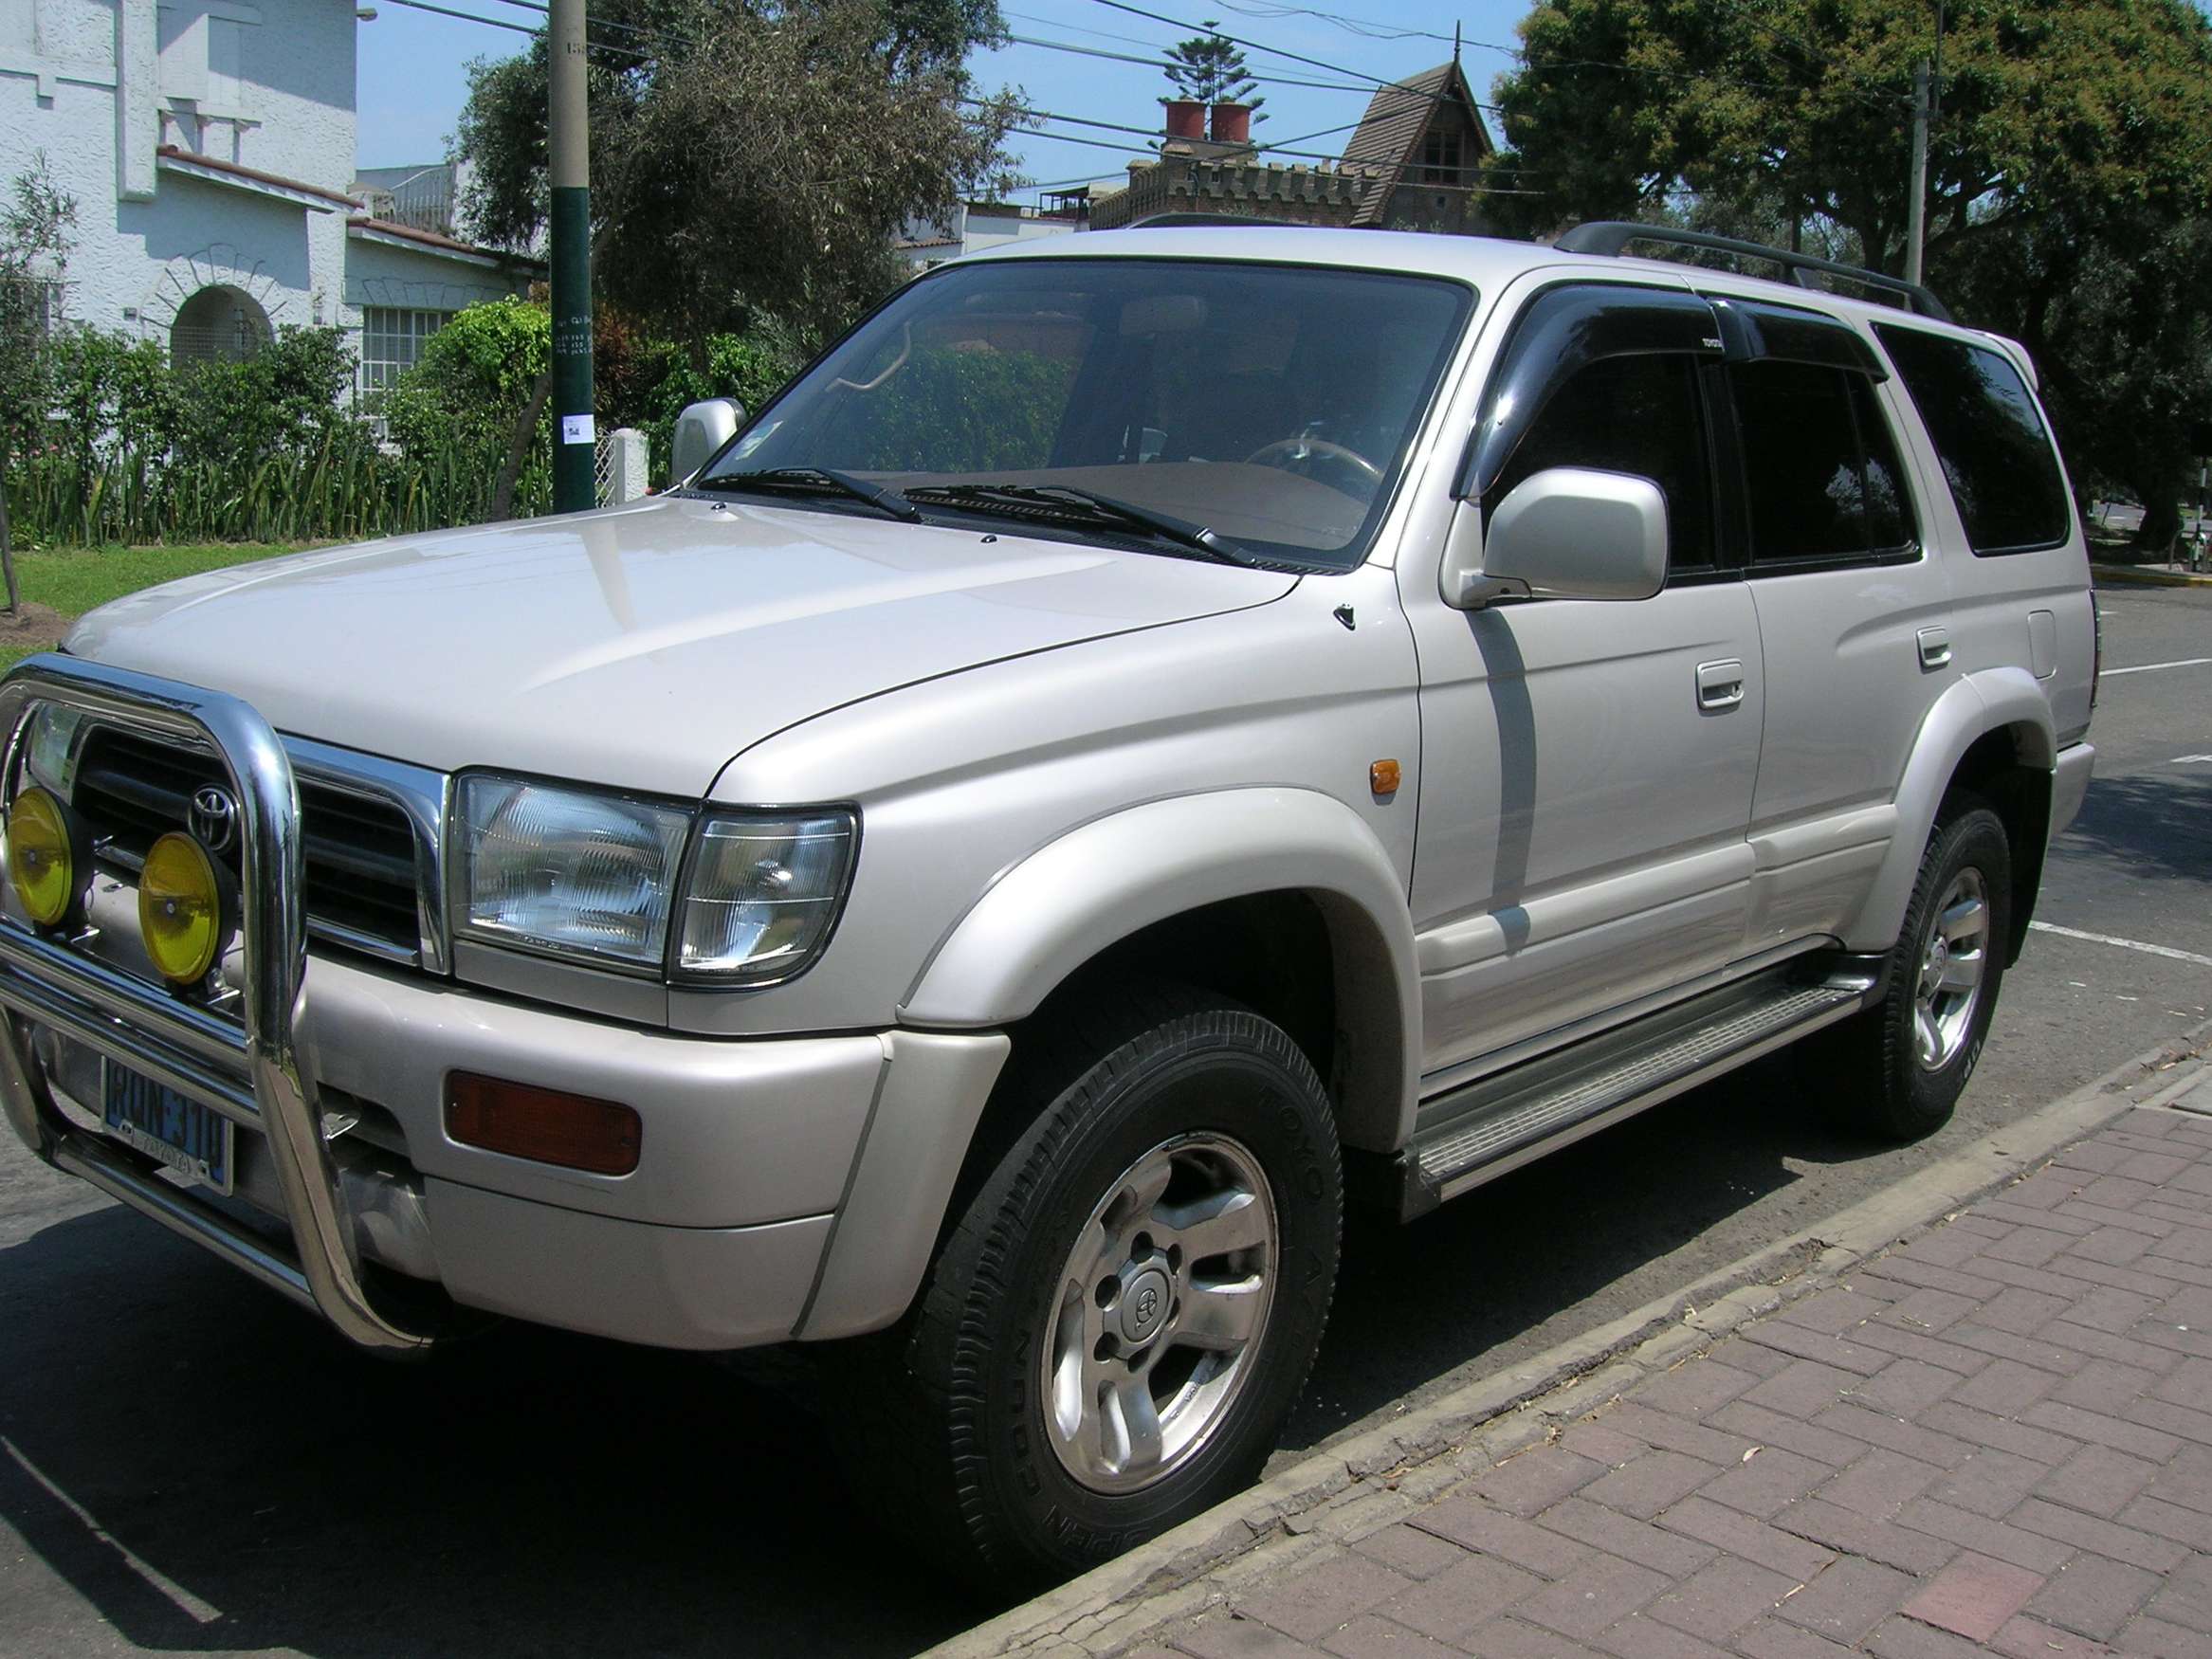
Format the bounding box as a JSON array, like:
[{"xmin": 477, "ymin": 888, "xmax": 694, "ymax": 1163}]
[
  {"xmin": 1812, "ymin": 798, "xmax": 2011, "ymax": 1140},
  {"xmin": 831, "ymin": 984, "xmax": 1342, "ymax": 1587}
]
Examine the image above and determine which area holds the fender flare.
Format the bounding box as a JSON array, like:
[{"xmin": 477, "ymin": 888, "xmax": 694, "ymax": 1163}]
[
  {"xmin": 901, "ymin": 787, "xmax": 1421, "ymax": 1151},
  {"xmin": 1843, "ymin": 666, "xmax": 2056, "ymax": 954}
]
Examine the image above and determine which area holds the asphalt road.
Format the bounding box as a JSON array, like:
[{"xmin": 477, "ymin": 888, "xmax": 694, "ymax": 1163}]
[{"xmin": 2, "ymin": 581, "xmax": 2207, "ymax": 1657}]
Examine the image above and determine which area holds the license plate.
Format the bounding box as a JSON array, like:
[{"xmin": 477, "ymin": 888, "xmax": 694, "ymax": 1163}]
[{"xmin": 103, "ymin": 1064, "xmax": 232, "ymax": 1194}]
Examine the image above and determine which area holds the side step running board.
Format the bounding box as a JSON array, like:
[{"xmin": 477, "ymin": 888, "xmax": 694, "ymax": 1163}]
[{"xmin": 1394, "ymin": 969, "xmax": 1873, "ymax": 1220}]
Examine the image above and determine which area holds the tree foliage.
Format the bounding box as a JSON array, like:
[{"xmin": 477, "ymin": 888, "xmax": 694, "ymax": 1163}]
[
  {"xmin": 1, "ymin": 155, "xmax": 76, "ymax": 472},
  {"xmin": 1946, "ymin": 204, "xmax": 2212, "ymax": 546},
  {"xmin": 1160, "ymin": 21, "xmax": 1265, "ymax": 120},
  {"xmin": 454, "ymin": 0, "xmax": 1022, "ymax": 340},
  {"xmin": 1487, "ymin": 0, "xmax": 2212, "ymax": 273}
]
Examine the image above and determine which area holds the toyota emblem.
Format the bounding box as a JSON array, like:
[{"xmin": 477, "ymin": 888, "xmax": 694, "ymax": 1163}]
[{"xmin": 189, "ymin": 785, "xmax": 239, "ymax": 852}]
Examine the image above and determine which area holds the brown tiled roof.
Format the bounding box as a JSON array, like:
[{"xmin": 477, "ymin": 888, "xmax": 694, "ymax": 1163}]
[
  {"xmin": 346, "ymin": 215, "xmax": 540, "ymax": 266},
  {"xmin": 1339, "ymin": 62, "xmax": 1493, "ymax": 227},
  {"xmin": 156, "ymin": 144, "xmax": 362, "ymax": 209}
]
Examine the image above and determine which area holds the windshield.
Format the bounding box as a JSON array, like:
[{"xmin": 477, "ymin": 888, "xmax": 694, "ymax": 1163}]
[{"xmin": 701, "ymin": 258, "xmax": 1473, "ymax": 568}]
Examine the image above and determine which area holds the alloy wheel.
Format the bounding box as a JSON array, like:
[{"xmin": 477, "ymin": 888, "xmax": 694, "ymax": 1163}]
[
  {"xmin": 1914, "ymin": 867, "xmax": 1989, "ymax": 1071},
  {"xmin": 1039, "ymin": 1132, "xmax": 1278, "ymax": 1494}
]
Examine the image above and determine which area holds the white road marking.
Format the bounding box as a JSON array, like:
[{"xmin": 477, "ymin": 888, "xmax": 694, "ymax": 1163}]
[
  {"xmin": 4, "ymin": 1437, "xmax": 223, "ymax": 1624},
  {"xmin": 2175, "ymin": 755, "xmax": 2212, "ymax": 765},
  {"xmin": 2030, "ymin": 920, "xmax": 2212, "ymax": 969},
  {"xmin": 2100, "ymin": 656, "xmax": 2212, "ymax": 677}
]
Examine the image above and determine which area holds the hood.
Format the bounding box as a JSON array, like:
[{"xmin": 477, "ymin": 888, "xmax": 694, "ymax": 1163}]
[{"xmin": 64, "ymin": 496, "xmax": 1299, "ymax": 795}]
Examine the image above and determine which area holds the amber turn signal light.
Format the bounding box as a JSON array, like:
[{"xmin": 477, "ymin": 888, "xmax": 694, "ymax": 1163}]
[
  {"xmin": 1369, "ymin": 758, "xmax": 1401, "ymax": 797},
  {"xmin": 446, "ymin": 1072, "xmax": 642, "ymax": 1176}
]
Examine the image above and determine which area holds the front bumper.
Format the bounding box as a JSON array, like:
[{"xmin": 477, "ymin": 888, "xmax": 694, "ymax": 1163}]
[{"xmin": 0, "ymin": 656, "xmax": 1008, "ymax": 1352}]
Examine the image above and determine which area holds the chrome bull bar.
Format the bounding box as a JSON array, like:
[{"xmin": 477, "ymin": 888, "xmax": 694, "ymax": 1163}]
[{"xmin": 0, "ymin": 654, "xmax": 434, "ymax": 1354}]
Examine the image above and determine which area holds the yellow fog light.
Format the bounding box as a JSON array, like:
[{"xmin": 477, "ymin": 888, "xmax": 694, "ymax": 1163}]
[
  {"xmin": 7, "ymin": 785, "xmax": 82, "ymax": 927},
  {"xmin": 139, "ymin": 831, "xmax": 229, "ymax": 986}
]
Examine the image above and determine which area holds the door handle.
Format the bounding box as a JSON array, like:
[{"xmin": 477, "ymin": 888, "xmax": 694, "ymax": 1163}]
[
  {"xmin": 1695, "ymin": 658, "xmax": 1746, "ymax": 710},
  {"xmin": 1917, "ymin": 627, "xmax": 1953, "ymax": 670}
]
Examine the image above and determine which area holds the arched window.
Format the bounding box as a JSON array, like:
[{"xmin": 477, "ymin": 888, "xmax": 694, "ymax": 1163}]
[{"xmin": 170, "ymin": 285, "xmax": 270, "ymax": 365}]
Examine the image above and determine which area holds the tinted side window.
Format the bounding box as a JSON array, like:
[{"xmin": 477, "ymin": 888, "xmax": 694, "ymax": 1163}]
[
  {"xmin": 1730, "ymin": 362, "xmax": 1918, "ymax": 563},
  {"xmin": 1853, "ymin": 376, "xmax": 1915, "ymax": 552},
  {"xmin": 1488, "ymin": 354, "xmax": 1716, "ymax": 571},
  {"xmin": 1874, "ymin": 325, "xmax": 2070, "ymax": 555}
]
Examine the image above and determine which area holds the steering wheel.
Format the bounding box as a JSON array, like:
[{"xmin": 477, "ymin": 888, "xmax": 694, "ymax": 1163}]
[{"xmin": 1244, "ymin": 436, "xmax": 1384, "ymax": 489}]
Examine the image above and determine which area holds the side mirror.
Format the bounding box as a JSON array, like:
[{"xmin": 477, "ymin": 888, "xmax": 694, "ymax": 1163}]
[
  {"xmin": 670, "ymin": 398, "xmax": 744, "ymax": 485},
  {"xmin": 1440, "ymin": 467, "xmax": 1669, "ymax": 610}
]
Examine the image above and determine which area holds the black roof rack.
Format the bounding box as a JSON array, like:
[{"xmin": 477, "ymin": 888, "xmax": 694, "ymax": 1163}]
[{"xmin": 1552, "ymin": 221, "xmax": 1954, "ymax": 323}]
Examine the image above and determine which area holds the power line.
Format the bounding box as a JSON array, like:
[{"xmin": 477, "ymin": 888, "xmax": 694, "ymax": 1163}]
[
  {"xmin": 1004, "ymin": 30, "xmax": 1385, "ymax": 93},
  {"xmin": 376, "ymin": 0, "xmax": 537, "ymax": 38},
  {"xmin": 375, "ymin": 0, "xmax": 665, "ymax": 60},
  {"xmin": 1087, "ymin": 0, "xmax": 1910, "ymax": 117},
  {"xmin": 1002, "ymin": 27, "xmax": 1503, "ymax": 109},
  {"xmin": 1218, "ymin": 3, "xmax": 1457, "ymax": 46},
  {"xmin": 1087, "ymin": 0, "xmax": 1453, "ymax": 100}
]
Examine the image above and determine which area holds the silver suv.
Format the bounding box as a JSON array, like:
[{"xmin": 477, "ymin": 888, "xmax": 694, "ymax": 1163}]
[{"xmin": 0, "ymin": 223, "xmax": 2095, "ymax": 1582}]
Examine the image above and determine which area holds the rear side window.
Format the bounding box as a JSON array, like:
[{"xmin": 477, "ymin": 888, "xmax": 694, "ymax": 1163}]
[
  {"xmin": 1874, "ymin": 325, "xmax": 2070, "ymax": 555},
  {"xmin": 1730, "ymin": 362, "xmax": 1916, "ymax": 564},
  {"xmin": 1488, "ymin": 353, "xmax": 1717, "ymax": 572}
]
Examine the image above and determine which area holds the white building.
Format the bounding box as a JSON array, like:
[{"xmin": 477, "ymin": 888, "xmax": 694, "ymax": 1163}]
[
  {"xmin": 0, "ymin": 0, "xmax": 535, "ymax": 401},
  {"xmin": 895, "ymin": 200, "xmax": 1082, "ymax": 270}
]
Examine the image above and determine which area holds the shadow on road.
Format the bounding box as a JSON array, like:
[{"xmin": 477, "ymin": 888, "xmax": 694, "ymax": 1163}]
[
  {"xmin": 2055, "ymin": 770, "xmax": 2212, "ymax": 886},
  {"xmin": 0, "ymin": 1051, "xmax": 1890, "ymax": 1657},
  {"xmin": 1282, "ymin": 1050, "xmax": 1868, "ymax": 1449},
  {"xmin": 0, "ymin": 1214, "xmax": 959, "ymax": 1656}
]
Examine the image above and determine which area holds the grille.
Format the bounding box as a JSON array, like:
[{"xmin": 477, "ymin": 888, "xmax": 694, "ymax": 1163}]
[{"xmin": 72, "ymin": 727, "xmax": 425, "ymax": 959}]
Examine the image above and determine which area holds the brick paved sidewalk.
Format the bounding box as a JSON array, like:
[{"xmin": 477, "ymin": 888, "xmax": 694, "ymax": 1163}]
[{"xmin": 1122, "ymin": 1095, "xmax": 2212, "ymax": 1659}]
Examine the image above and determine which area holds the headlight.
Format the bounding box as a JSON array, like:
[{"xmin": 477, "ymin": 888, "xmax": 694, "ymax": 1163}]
[
  {"xmin": 23, "ymin": 703, "xmax": 83, "ymax": 793},
  {"xmin": 675, "ymin": 811, "xmax": 857, "ymax": 985},
  {"xmin": 456, "ymin": 775, "xmax": 692, "ymax": 973},
  {"xmin": 452, "ymin": 775, "xmax": 858, "ymax": 986}
]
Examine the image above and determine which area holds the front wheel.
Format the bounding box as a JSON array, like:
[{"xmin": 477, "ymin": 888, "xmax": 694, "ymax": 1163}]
[
  {"xmin": 837, "ymin": 989, "xmax": 1342, "ymax": 1584},
  {"xmin": 1812, "ymin": 799, "xmax": 2011, "ymax": 1140}
]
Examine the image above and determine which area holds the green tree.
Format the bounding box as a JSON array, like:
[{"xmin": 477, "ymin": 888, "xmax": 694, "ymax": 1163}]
[
  {"xmin": 0, "ymin": 155, "xmax": 76, "ymax": 610},
  {"xmin": 1486, "ymin": 0, "xmax": 2212, "ymax": 272},
  {"xmin": 1160, "ymin": 21, "xmax": 1265, "ymax": 121},
  {"xmin": 454, "ymin": 0, "xmax": 1022, "ymax": 339},
  {"xmin": 1947, "ymin": 205, "xmax": 2212, "ymax": 550}
]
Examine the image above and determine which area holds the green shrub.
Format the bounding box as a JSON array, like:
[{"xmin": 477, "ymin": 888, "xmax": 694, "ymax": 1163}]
[
  {"xmin": 382, "ymin": 296, "xmax": 551, "ymax": 468},
  {"xmin": 173, "ymin": 326, "xmax": 357, "ymax": 468},
  {"xmin": 6, "ymin": 313, "xmax": 550, "ymax": 546}
]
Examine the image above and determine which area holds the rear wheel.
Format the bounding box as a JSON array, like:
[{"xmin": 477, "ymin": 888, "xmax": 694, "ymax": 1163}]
[
  {"xmin": 833, "ymin": 986, "xmax": 1342, "ymax": 1585},
  {"xmin": 1812, "ymin": 799, "xmax": 2011, "ymax": 1140}
]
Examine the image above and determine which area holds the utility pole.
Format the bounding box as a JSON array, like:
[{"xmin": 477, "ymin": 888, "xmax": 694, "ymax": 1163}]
[
  {"xmin": 548, "ymin": 0, "xmax": 594, "ymax": 514},
  {"xmin": 1904, "ymin": 58, "xmax": 1929, "ymax": 285}
]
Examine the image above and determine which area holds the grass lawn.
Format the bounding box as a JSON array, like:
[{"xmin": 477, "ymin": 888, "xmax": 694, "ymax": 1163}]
[{"xmin": 0, "ymin": 543, "xmax": 304, "ymax": 670}]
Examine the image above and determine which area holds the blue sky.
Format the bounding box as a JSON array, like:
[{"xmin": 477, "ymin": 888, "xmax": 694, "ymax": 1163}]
[{"xmin": 356, "ymin": 1, "xmax": 1539, "ymax": 195}]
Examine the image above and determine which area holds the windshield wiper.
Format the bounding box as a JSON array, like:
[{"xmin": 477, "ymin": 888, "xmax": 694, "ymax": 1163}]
[
  {"xmin": 692, "ymin": 466, "xmax": 921, "ymax": 523},
  {"xmin": 901, "ymin": 482, "xmax": 1258, "ymax": 565}
]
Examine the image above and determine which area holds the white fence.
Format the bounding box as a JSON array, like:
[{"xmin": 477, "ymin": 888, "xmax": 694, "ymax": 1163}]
[{"xmin": 593, "ymin": 427, "xmax": 650, "ymax": 506}]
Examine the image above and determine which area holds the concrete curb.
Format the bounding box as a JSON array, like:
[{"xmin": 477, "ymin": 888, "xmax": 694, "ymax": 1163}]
[
  {"xmin": 929, "ymin": 1018, "xmax": 2212, "ymax": 1659},
  {"xmin": 2092, "ymin": 562, "xmax": 2212, "ymax": 588}
]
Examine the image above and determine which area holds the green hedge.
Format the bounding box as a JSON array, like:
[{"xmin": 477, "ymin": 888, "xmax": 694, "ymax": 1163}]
[{"xmin": 2, "ymin": 300, "xmax": 805, "ymax": 547}]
